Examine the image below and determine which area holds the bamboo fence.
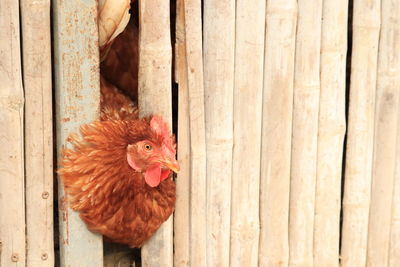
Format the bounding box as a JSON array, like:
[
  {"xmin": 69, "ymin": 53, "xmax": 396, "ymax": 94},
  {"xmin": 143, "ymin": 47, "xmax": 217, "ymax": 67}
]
[{"xmin": 1, "ymin": 0, "xmax": 400, "ymax": 266}]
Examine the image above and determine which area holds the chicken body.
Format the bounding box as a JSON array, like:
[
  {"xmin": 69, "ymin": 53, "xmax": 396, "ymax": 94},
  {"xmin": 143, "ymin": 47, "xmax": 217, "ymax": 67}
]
[{"xmin": 59, "ymin": 80, "xmax": 178, "ymax": 247}]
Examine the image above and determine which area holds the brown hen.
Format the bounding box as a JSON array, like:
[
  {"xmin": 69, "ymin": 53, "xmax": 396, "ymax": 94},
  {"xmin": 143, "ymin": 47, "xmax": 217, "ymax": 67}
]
[{"xmin": 59, "ymin": 80, "xmax": 179, "ymax": 247}]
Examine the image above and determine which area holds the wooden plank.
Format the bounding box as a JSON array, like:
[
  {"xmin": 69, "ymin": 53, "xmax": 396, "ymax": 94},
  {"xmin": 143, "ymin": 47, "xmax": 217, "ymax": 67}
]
[
  {"xmin": 0, "ymin": 0, "xmax": 26, "ymax": 266},
  {"xmin": 259, "ymin": 1, "xmax": 297, "ymax": 266},
  {"xmin": 230, "ymin": 0, "xmax": 265, "ymax": 266},
  {"xmin": 183, "ymin": 0, "xmax": 208, "ymax": 266},
  {"xmin": 173, "ymin": 0, "xmax": 190, "ymax": 265},
  {"xmin": 20, "ymin": 1, "xmax": 54, "ymax": 266},
  {"xmin": 313, "ymin": 0, "xmax": 348, "ymax": 266},
  {"xmin": 53, "ymin": 0, "xmax": 103, "ymax": 266},
  {"xmin": 367, "ymin": 0, "xmax": 400, "ymax": 264},
  {"xmin": 289, "ymin": 0, "xmax": 322, "ymax": 265},
  {"xmin": 390, "ymin": 113, "xmax": 400, "ymax": 267},
  {"xmin": 203, "ymin": 0, "xmax": 235, "ymax": 265},
  {"xmin": 138, "ymin": 0, "xmax": 173, "ymax": 266},
  {"xmin": 340, "ymin": 0, "xmax": 381, "ymax": 266}
]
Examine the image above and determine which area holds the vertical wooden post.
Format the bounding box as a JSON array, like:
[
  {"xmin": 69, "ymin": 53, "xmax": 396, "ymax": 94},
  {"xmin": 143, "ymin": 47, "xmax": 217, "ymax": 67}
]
[
  {"xmin": 184, "ymin": 0, "xmax": 208, "ymax": 265},
  {"xmin": 289, "ymin": 0, "xmax": 322, "ymax": 265},
  {"xmin": 259, "ymin": 1, "xmax": 297, "ymax": 266},
  {"xmin": 230, "ymin": 0, "xmax": 265, "ymax": 266},
  {"xmin": 0, "ymin": 0, "xmax": 26, "ymax": 266},
  {"xmin": 53, "ymin": 0, "xmax": 103, "ymax": 266},
  {"xmin": 138, "ymin": 0, "xmax": 173, "ymax": 266},
  {"xmin": 21, "ymin": 0, "xmax": 54, "ymax": 266},
  {"xmin": 340, "ymin": 0, "xmax": 381, "ymax": 266},
  {"xmin": 367, "ymin": 0, "xmax": 400, "ymax": 264},
  {"xmin": 174, "ymin": 0, "xmax": 191, "ymax": 265},
  {"xmin": 314, "ymin": 0, "xmax": 348, "ymax": 266},
  {"xmin": 390, "ymin": 115, "xmax": 400, "ymax": 266},
  {"xmin": 203, "ymin": 0, "xmax": 235, "ymax": 265}
]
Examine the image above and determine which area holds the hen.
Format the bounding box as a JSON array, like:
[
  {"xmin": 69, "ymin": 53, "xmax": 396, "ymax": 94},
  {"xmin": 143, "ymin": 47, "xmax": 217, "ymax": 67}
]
[{"xmin": 59, "ymin": 79, "xmax": 179, "ymax": 247}]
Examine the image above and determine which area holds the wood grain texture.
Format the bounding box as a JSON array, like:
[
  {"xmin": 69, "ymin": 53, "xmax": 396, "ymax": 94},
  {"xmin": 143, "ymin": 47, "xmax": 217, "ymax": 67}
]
[
  {"xmin": 314, "ymin": 0, "xmax": 348, "ymax": 266},
  {"xmin": 203, "ymin": 0, "xmax": 235, "ymax": 265},
  {"xmin": 230, "ymin": 0, "xmax": 265, "ymax": 266},
  {"xmin": 259, "ymin": 2, "xmax": 297, "ymax": 266},
  {"xmin": 138, "ymin": 0, "xmax": 173, "ymax": 266},
  {"xmin": 0, "ymin": 0, "xmax": 26, "ymax": 266},
  {"xmin": 173, "ymin": 0, "xmax": 190, "ymax": 265},
  {"xmin": 53, "ymin": 0, "xmax": 103, "ymax": 266},
  {"xmin": 340, "ymin": 1, "xmax": 381, "ymax": 266},
  {"xmin": 289, "ymin": 0, "xmax": 322, "ymax": 265},
  {"xmin": 367, "ymin": 0, "xmax": 400, "ymax": 265},
  {"xmin": 21, "ymin": 0, "xmax": 54, "ymax": 266},
  {"xmin": 183, "ymin": 0, "xmax": 208, "ymax": 265},
  {"xmin": 390, "ymin": 113, "xmax": 400, "ymax": 267}
]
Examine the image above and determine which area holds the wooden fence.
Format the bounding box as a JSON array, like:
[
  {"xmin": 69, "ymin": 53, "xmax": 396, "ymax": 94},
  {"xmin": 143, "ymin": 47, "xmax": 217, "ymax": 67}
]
[{"xmin": 1, "ymin": 0, "xmax": 400, "ymax": 266}]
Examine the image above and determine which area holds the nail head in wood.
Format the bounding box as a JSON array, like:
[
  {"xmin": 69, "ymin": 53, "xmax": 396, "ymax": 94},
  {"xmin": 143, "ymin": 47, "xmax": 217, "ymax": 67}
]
[
  {"xmin": 11, "ymin": 253, "xmax": 19, "ymax": 262},
  {"xmin": 42, "ymin": 191, "xmax": 49, "ymax": 199},
  {"xmin": 41, "ymin": 252, "xmax": 48, "ymax": 260}
]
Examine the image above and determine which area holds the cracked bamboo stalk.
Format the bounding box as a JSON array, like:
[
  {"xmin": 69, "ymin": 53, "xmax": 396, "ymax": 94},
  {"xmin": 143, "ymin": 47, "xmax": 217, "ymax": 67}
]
[
  {"xmin": 340, "ymin": 0, "xmax": 380, "ymax": 266},
  {"xmin": 173, "ymin": 0, "xmax": 190, "ymax": 265},
  {"xmin": 313, "ymin": 0, "xmax": 348, "ymax": 266}
]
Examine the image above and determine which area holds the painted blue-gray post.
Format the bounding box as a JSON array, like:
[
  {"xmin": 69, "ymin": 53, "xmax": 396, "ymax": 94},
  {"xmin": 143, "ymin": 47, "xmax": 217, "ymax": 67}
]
[{"xmin": 53, "ymin": 0, "xmax": 103, "ymax": 266}]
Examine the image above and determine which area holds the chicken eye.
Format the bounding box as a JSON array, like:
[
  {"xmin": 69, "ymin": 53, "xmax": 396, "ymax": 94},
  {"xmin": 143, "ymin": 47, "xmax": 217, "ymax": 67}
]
[{"xmin": 144, "ymin": 144, "xmax": 152, "ymax": 151}]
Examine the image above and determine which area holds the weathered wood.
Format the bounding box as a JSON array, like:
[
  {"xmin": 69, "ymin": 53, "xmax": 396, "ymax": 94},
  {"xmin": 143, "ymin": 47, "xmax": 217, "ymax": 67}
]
[
  {"xmin": 259, "ymin": 2, "xmax": 297, "ymax": 266},
  {"xmin": 367, "ymin": 0, "xmax": 400, "ymax": 264},
  {"xmin": 0, "ymin": 0, "xmax": 26, "ymax": 266},
  {"xmin": 314, "ymin": 0, "xmax": 348, "ymax": 266},
  {"xmin": 173, "ymin": 0, "xmax": 190, "ymax": 265},
  {"xmin": 203, "ymin": 0, "xmax": 235, "ymax": 265},
  {"xmin": 183, "ymin": 0, "xmax": 208, "ymax": 266},
  {"xmin": 230, "ymin": 0, "xmax": 265, "ymax": 266},
  {"xmin": 138, "ymin": 0, "xmax": 173, "ymax": 266},
  {"xmin": 340, "ymin": 1, "xmax": 381, "ymax": 266},
  {"xmin": 289, "ymin": 0, "xmax": 322, "ymax": 265},
  {"xmin": 53, "ymin": 0, "xmax": 103, "ymax": 266},
  {"xmin": 390, "ymin": 114, "xmax": 400, "ymax": 266},
  {"xmin": 20, "ymin": 0, "xmax": 54, "ymax": 266}
]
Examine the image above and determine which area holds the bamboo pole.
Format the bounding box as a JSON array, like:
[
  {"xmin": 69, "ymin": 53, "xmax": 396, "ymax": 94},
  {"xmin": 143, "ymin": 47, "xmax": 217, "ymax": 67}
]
[
  {"xmin": 0, "ymin": 0, "xmax": 25, "ymax": 266},
  {"xmin": 367, "ymin": 0, "xmax": 400, "ymax": 264},
  {"xmin": 183, "ymin": 0, "xmax": 208, "ymax": 265},
  {"xmin": 340, "ymin": 1, "xmax": 380, "ymax": 266},
  {"xmin": 390, "ymin": 113, "xmax": 400, "ymax": 267},
  {"xmin": 138, "ymin": 0, "xmax": 173, "ymax": 266},
  {"xmin": 259, "ymin": 1, "xmax": 297, "ymax": 266},
  {"xmin": 173, "ymin": 0, "xmax": 190, "ymax": 265},
  {"xmin": 313, "ymin": 0, "xmax": 348, "ymax": 266},
  {"xmin": 203, "ymin": 0, "xmax": 235, "ymax": 265},
  {"xmin": 53, "ymin": 0, "xmax": 103, "ymax": 266},
  {"xmin": 20, "ymin": 0, "xmax": 54, "ymax": 266},
  {"xmin": 230, "ymin": 0, "xmax": 265, "ymax": 266},
  {"xmin": 289, "ymin": 0, "xmax": 322, "ymax": 265}
]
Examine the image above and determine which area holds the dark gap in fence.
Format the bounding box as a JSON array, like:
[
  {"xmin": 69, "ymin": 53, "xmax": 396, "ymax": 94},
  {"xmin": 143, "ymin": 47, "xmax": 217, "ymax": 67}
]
[
  {"xmin": 339, "ymin": 0, "xmax": 354, "ymax": 256},
  {"xmin": 49, "ymin": 1, "xmax": 61, "ymax": 265},
  {"xmin": 171, "ymin": 0, "xmax": 179, "ymax": 139},
  {"xmin": 19, "ymin": 3, "xmax": 28, "ymax": 264}
]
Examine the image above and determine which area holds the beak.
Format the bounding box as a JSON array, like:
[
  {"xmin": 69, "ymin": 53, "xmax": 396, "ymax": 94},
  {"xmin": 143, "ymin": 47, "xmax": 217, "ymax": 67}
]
[{"xmin": 163, "ymin": 158, "xmax": 180, "ymax": 173}]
